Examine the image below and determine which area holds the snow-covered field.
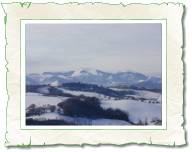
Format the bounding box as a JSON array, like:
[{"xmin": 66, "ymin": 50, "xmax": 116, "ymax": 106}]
[
  {"xmin": 101, "ymin": 99, "xmax": 161, "ymax": 124},
  {"xmin": 110, "ymin": 87, "xmax": 161, "ymax": 101},
  {"xmin": 26, "ymin": 89, "xmax": 162, "ymax": 125},
  {"xmin": 36, "ymin": 85, "xmax": 106, "ymax": 99},
  {"xmin": 27, "ymin": 113, "xmax": 131, "ymax": 125},
  {"xmin": 136, "ymin": 90, "xmax": 161, "ymax": 101},
  {"xmin": 26, "ymin": 93, "xmax": 67, "ymax": 108},
  {"xmin": 58, "ymin": 88, "xmax": 107, "ymax": 99}
]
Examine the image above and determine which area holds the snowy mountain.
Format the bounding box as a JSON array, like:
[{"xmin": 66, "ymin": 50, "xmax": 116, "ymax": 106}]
[
  {"xmin": 26, "ymin": 70, "xmax": 162, "ymax": 126},
  {"xmin": 129, "ymin": 76, "xmax": 162, "ymax": 91},
  {"xmin": 26, "ymin": 69, "xmax": 161, "ymax": 90}
]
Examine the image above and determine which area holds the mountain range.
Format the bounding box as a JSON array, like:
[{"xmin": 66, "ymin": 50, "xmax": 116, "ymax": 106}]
[{"xmin": 26, "ymin": 69, "xmax": 162, "ymax": 90}]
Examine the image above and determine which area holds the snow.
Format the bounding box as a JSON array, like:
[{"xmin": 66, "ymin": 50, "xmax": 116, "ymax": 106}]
[
  {"xmin": 85, "ymin": 68, "xmax": 97, "ymax": 75},
  {"xmin": 58, "ymin": 75, "xmax": 67, "ymax": 79},
  {"xmin": 28, "ymin": 112, "xmax": 131, "ymax": 125},
  {"xmin": 92, "ymin": 119, "xmax": 131, "ymax": 125},
  {"xmin": 100, "ymin": 99, "xmax": 161, "ymax": 124},
  {"xmin": 157, "ymin": 95, "xmax": 162, "ymax": 102},
  {"xmin": 26, "ymin": 89, "xmax": 162, "ymax": 125},
  {"xmin": 43, "ymin": 73, "xmax": 53, "ymax": 78},
  {"xmin": 27, "ymin": 93, "xmax": 162, "ymax": 125},
  {"xmin": 58, "ymin": 88, "xmax": 108, "ymax": 99},
  {"xmin": 71, "ymin": 68, "xmax": 99, "ymax": 77},
  {"xmin": 28, "ymin": 112, "xmax": 64, "ymax": 121},
  {"xmin": 109, "ymin": 87, "xmax": 128, "ymax": 91},
  {"xmin": 109, "ymin": 88, "xmax": 161, "ymax": 100},
  {"xmin": 37, "ymin": 86, "xmax": 50, "ymax": 94},
  {"xmin": 111, "ymin": 87, "xmax": 161, "ymax": 100},
  {"xmin": 50, "ymin": 81, "xmax": 60, "ymax": 87},
  {"xmin": 79, "ymin": 68, "xmax": 98, "ymax": 75},
  {"xmin": 137, "ymin": 90, "xmax": 161, "ymax": 100},
  {"xmin": 26, "ymin": 93, "xmax": 67, "ymax": 108},
  {"xmin": 71, "ymin": 69, "xmax": 82, "ymax": 77},
  {"xmin": 138, "ymin": 79, "xmax": 145, "ymax": 82}
]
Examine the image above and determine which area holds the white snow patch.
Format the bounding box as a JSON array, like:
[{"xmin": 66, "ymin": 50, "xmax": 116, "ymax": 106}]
[
  {"xmin": 28, "ymin": 112, "xmax": 132, "ymax": 125},
  {"xmin": 82, "ymin": 68, "xmax": 98, "ymax": 75},
  {"xmin": 57, "ymin": 75, "xmax": 66, "ymax": 79},
  {"xmin": 50, "ymin": 81, "xmax": 60, "ymax": 87},
  {"xmin": 37, "ymin": 87, "xmax": 50, "ymax": 94},
  {"xmin": 26, "ymin": 93, "xmax": 66, "ymax": 108},
  {"xmin": 28, "ymin": 112, "xmax": 64, "ymax": 121},
  {"xmin": 157, "ymin": 95, "xmax": 162, "ymax": 102},
  {"xmin": 92, "ymin": 119, "xmax": 131, "ymax": 125},
  {"xmin": 138, "ymin": 79, "xmax": 145, "ymax": 83},
  {"xmin": 58, "ymin": 88, "xmax": 108, "ymax": 99},
  {"xmin": 100, "ymin": 99, "xmax": 161, "ymax": 124},
  {"xmin": 137, "ymin": 90, "xmax": 161, "ymax": 100},
  {"xmin": 43, "ymin": 74, "xmax": 53, "ymax": 78},
  {"xmin": 109, "ymin": 87, "xmax": 128, "ymax": 91},
  {"xmin": 71, "ymin": 69, "xmax": 82, "ymax": 77}
]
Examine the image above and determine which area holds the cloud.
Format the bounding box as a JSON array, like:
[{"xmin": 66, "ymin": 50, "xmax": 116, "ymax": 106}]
[{"xmin": 26, "ymin": 23, "xmax": 162, "ymax": 75}]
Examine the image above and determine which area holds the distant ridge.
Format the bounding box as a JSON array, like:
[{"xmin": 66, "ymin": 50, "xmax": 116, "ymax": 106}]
[{"xmin": 26, "ymin": 69, "xmax": 161, "ymax": 90}]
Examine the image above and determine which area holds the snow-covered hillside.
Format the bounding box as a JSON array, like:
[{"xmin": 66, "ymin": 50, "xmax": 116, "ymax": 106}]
[
  {"xmin": 26, "ymin": 93, "xmax": 67, "ymax": 108},
  {"xmin": 101, "ymin": 99, "xmax": 161, "ymax": 125},
  {"xmin": 26, "ymin": 84, "xmax": 162, "ymax": 126}
]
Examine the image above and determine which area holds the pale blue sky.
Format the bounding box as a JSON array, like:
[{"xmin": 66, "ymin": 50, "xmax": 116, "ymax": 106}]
[{"xmin": 26, "ymin": 23, "xmax": 162, "ymax": 76}]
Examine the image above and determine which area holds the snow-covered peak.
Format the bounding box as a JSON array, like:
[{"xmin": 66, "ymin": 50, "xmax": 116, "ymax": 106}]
[
  {"xmin": 71, "ymin": 69, "xmax": 82, "ymax": 77},
  {"xmin": 71, "ymin": 68, "xmax": 98, "ymax": 77},
  {"xmin": 50, "ymin": 81, "xmax": 60, "ymax": 87},
  {"xmin": 81, "ymin": 68, "xmax": 98, "ymax": 75},
  {"xmin": 26, "ymin": 69, "xmax": 161, "ymax": 90}
]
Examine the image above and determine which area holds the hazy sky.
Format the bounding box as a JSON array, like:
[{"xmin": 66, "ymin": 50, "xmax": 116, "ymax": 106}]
[{"xmin": 26, "ymin": 23, "xmax": 162, "ymax": 75}]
